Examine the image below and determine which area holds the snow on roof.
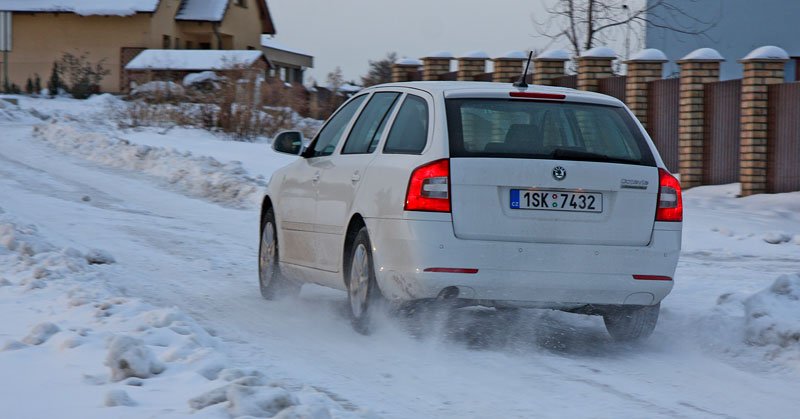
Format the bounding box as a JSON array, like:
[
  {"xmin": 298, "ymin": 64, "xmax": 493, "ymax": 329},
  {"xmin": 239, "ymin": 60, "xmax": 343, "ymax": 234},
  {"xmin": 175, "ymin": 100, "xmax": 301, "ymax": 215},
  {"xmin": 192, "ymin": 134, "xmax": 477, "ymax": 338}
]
[
  {"xmin": 175, "ymin": 0, "xmax": 228, "ymax": 21},
  {"xmin": 337, "ymin": 83, "xmax": 362, "ymax": 93},
  {"xmin": 629, "ymin": 48, "xmax": 668, "ymax": 62},
  {"xmin": 461, "ymin": 51, "xmax": 489, "ymax": 59},
  {"xmin": 395, "ymin": 58, "xmax": 422, "ymax": 66},
  {"xmin": 0, "ymin": 0, "xmax": 159, "ymax": 15},
  {"xmin": 580, "ymin": 46, "xmax": 617, "ymax": 59},
  {"xmin": 260, "ymin": 36, "xmax": 313, "ymax": 57},
  {"xmin": 425, "ymin": 51, "xmax": 454, "ymax": 59},
  {"xmin": 742, "ymin": 46, "xmax": 790, "ymax": 61},
  {"xmin": 681, "ymin": 48, "xmax": 724, "ymax": 61},
  {"xmin": 125, "ymin": 50, "xmax": 264, "ymax": 71},
  {"xmin": 536, "ymin": 49, "xmax": 571, "ymax": 60},
  {"xmin": 499, "ymin": 50, "xmax": 528, "ymax": 60}
]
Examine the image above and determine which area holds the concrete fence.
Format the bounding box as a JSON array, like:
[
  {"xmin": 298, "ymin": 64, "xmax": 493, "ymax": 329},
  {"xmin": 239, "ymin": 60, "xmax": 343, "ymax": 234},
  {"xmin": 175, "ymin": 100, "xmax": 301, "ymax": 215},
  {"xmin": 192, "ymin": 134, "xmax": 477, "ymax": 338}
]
[{"xmin": 390, "ymin": 45, "xmax": 800, "ymax": 195}]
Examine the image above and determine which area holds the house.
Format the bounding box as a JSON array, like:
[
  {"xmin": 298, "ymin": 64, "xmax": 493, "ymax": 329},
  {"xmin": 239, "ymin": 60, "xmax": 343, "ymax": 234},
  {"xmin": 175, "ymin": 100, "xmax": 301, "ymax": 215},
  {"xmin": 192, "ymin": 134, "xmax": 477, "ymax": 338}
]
[
  {"xmin": 0, "ymin": 0, "xmax": 276, "ymax": 93},
  {"xmin": 261, "ymin": 36, "xmax": 313, "ymax": 85},
  {"xmin": 645, "ymin": 0, "xmax": 800, "ymax": 80}
]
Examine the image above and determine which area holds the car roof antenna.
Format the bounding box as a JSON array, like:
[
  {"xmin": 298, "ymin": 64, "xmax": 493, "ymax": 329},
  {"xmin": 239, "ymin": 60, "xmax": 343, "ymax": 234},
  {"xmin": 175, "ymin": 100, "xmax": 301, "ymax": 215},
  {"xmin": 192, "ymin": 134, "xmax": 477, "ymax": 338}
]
[{"xmin": 513, "ymin": 51, "xmax": 534, "ymax": 89}]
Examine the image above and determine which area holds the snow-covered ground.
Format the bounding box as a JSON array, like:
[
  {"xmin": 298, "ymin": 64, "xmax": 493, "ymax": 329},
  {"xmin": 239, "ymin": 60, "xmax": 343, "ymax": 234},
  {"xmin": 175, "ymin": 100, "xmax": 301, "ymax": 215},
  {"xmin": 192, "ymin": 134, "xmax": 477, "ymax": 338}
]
[{"xmin": 1, "ymin": 95, "xmax": 799, "ymax": 418}]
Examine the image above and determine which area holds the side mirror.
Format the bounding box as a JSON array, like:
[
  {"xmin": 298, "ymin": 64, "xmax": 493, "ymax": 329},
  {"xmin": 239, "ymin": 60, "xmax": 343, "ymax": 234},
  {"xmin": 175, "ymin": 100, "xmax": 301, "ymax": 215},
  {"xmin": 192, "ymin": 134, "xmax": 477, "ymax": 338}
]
[{"xmin": 271, "ymin": 131, "xmax": 304, "ymax": 156}]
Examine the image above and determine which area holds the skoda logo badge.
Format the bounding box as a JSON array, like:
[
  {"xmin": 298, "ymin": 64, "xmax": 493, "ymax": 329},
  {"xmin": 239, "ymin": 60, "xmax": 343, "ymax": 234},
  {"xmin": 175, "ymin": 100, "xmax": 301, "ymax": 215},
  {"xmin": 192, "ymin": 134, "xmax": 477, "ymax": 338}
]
[{"xmin": 552, "ymin": 166, "xmax": 567, "ymax": 181}]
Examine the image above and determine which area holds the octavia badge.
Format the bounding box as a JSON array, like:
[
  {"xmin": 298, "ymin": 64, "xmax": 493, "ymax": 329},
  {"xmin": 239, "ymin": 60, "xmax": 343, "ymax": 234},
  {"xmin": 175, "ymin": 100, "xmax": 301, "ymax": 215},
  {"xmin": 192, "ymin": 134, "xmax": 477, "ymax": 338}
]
[{"xmin": 552, "ymin": 166, "xmax": 567, "ymax": 181}]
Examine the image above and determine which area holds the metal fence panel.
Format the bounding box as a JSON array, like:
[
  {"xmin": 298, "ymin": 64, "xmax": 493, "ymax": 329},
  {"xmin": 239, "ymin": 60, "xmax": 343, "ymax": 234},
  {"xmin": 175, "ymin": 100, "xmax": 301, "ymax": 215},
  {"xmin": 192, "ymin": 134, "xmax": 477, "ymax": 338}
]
[
  {"xmin": 598, "ymin": 76, "xmax": 627, "ymax": 103},
  {"xmin": 768, "ymin": 82, "xmax": 800, "ymax": 193},
  {"xmin": 646, "ymin": 78, "xmax": 680, "ymax": 172},
  {"xmin": 703, "ymin": 79, "xmax": 742, "ymax": 185},
  {"xmin": 552, "ymin": 75, "xmax": 577, "ymax": 89}
]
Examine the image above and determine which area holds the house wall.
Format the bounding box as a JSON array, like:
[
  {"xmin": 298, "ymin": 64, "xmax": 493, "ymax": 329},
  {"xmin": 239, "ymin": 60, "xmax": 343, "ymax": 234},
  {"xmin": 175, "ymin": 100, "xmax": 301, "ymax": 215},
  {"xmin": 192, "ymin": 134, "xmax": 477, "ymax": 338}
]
[
  {"xmin": 219, "ymin": 1, "xmax": 265, "ymax": 50},
  {"xmin": 645, "ymin": 0, "xmax": 800, "ymax": 80},
  {"xmin": 5, "ymin": 13, "xmax": 151, "ymax": 93}
]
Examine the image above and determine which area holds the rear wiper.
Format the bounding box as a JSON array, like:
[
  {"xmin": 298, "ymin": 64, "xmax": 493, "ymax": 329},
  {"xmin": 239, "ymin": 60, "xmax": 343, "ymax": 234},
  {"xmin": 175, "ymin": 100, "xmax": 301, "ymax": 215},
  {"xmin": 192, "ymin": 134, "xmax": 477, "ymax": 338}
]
[{"xmin": 549, "ymin": 148, "xmax": 640, "ymax": 165}]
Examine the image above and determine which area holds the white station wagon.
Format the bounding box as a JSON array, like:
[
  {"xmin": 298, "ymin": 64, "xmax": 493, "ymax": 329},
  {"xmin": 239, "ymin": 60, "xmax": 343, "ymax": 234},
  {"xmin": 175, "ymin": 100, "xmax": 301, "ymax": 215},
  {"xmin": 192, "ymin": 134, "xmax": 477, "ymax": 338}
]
[{"xmin": 260, "ymin": 81, "xmax": 682, "ymax": 340}]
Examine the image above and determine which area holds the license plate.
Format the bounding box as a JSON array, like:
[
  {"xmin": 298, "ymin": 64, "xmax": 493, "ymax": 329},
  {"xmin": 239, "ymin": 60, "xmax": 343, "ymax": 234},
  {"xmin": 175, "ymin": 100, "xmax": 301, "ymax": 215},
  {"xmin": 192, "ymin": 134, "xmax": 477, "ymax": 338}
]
[{"xmin": 510, "ymin": 189, "xmax": 603, "ymax": 212}]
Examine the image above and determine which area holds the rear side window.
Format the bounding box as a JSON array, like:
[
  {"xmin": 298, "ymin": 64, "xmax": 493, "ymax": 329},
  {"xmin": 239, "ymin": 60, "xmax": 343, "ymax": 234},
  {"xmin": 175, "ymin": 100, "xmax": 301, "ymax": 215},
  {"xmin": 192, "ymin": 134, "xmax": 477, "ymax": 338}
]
[
  {"xmin": 307, "ymin": 95, "xmax": 367, "ymax": 158},
  {"xmin": 342, "ymin": 92, "xmax": 401, "ymax": 154},
  {"xmin": 445, "ymin": 99, "xmax": 655, "ymax": 166},
  {"xmin": 384, "ymin": 95, "xmax": 429, "ymax": 155}
]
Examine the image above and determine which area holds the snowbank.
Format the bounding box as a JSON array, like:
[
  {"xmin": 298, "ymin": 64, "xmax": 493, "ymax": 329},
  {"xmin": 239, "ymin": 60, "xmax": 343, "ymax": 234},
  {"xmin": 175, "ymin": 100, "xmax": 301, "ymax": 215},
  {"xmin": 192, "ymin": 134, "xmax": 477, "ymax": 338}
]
[
  {"xmin": 0, "ymin": 211, "xmax": 375, "ymax": 418},
  {"xmin": 744, "ymin": 274, "xmax": 800, "ymax": 358},
  {"xmin": 32, "ymin": 123, "xmax": 267, "ymax": 208}
]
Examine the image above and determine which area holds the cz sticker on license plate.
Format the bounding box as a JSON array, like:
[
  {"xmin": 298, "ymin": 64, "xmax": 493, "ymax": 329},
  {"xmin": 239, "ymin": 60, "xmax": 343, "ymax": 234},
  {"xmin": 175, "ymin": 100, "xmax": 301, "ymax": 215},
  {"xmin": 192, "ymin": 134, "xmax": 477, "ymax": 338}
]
[{"xmin": 510, "ymin": 189, "xmax": 603, "ymax": 213}]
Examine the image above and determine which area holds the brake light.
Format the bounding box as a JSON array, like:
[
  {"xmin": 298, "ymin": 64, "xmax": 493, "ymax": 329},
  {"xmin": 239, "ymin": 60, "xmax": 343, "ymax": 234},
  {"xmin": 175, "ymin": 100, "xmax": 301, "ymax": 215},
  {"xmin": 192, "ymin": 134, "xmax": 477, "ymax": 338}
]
[
  {"xmin": 405, "ymin": 159, "xmax": 450, "ymax": 212},
  {"xmin": 656, "ymin": 168, "xmax": 682, "ymax": 222},
  {"xmin": 509, "ymin": 92, "xmax": 566, "ymax": 100}
]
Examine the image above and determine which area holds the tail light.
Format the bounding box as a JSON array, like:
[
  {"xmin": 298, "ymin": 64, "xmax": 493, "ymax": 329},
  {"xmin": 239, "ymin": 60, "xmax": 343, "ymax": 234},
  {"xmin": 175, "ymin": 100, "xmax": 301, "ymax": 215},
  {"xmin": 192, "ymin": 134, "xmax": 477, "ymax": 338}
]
[
  {"xmin": 656, "ymin": 168, "xmax": 682, "ymax": 222},
  {"xmin": 405, "ymin": 159, "xmax": 450, "ymax": 212}
]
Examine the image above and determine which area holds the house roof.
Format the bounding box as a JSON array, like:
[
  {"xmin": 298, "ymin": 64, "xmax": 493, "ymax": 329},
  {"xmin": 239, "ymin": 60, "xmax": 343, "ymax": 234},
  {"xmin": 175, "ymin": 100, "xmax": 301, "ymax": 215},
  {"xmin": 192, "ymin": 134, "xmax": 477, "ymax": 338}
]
[
  {"xmin": 0, "ymin": 0, "xmax": 160, "ymax": 15},
  {"xmin": 260, "ymin": 36, "xmax": 312, "ymax": 58},
  {"xmin": 175, "ymin": 0, "xmax": 228, "ymax": 21},
  {"xmin": 125, "ymin": 49, "xmax": 265, "ymax": 71},
  {"xmin": 176, "ymin": 0, "xmax": 275, "ymax": 34}
]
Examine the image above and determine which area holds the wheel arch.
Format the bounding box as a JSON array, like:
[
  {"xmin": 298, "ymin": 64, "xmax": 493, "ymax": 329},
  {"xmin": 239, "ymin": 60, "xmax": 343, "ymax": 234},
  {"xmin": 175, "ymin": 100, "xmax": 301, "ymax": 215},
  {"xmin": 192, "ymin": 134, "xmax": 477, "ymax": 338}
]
[
  {"xmin": 259, "ymin": 195, "xmax": 274, "ymax": 234},
  {"xmin": 342, "ymin": 213, "xmax": 367, "ymax": 287}
]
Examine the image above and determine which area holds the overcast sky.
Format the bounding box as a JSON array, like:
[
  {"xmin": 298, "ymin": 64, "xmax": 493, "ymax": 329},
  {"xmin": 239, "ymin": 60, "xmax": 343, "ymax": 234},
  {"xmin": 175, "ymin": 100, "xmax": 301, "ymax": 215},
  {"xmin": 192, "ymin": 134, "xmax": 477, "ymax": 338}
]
[{"xmin": 267, "ymin": 0, "xmax": 645, "ymax": 84}]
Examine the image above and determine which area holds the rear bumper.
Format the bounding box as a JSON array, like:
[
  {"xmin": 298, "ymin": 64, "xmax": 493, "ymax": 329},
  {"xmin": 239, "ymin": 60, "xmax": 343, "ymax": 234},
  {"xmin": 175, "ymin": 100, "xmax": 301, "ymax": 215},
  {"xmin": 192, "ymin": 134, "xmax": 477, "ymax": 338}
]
[{"xmin": 364, "ymin": 218, "xmax": 680, "ymax": 308}]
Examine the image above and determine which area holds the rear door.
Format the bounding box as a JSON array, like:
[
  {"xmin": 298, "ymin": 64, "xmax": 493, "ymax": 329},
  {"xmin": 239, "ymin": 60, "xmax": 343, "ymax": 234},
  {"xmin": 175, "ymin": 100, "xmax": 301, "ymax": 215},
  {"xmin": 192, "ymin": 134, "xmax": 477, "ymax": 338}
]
[
  {"xmin": 281, "ymin": 94, "xmax": 367, "ymax": 268},
  {"xmin": 313, "ymin": 91, "xmax": 402, "ymax": 272},
  {"xmin": 446, "ymin": 97, "xmax": 659, "ymax": 246}
]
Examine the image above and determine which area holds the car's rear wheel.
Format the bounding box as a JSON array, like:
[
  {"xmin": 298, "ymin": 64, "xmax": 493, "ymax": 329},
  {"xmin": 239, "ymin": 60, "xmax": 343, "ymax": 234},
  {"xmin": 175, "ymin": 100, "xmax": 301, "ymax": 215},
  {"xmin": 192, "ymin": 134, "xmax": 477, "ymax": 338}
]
[
  {"xmin": 346, "ymin": 227, "xmax": 384, "ymax": 334},
  {"xmin": 602, "ymin": 303, "xmax": 660, "ymax": 342},
  {"xmin": 259, "ymin": 208, "xmax": 299, "ymax": 300}
]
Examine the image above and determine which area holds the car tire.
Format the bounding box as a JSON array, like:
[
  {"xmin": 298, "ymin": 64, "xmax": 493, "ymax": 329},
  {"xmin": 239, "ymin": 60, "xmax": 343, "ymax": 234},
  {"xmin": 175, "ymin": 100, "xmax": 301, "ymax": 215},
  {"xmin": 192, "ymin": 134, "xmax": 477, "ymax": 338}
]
[
  {"xmin": 259, "ymin": 208, "xmax": 300, "ymax": 300},
  {"xmin": 602, "ymin": 303, "xmax": 660, "ymax": 342},
  {"xmin": 346, "ymin": 227, "xmax": 384, "ymax": 335}
]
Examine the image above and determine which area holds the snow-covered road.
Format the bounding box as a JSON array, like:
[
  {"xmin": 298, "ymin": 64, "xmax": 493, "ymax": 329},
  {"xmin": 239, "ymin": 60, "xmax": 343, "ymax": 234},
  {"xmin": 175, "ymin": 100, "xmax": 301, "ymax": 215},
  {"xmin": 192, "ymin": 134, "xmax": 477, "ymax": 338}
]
[{"xmin": 1, "ymin": 97, "xmax": 799, "ymax": 418}]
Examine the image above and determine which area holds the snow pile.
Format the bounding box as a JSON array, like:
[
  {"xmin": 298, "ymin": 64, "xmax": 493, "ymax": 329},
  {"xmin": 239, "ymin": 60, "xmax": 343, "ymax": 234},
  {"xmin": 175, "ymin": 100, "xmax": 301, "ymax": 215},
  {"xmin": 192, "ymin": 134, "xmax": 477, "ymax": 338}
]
[
  {"xmin": 0, "ymin": 98, "xmax": 40, "ymax": 123},
  {"xmin": 184, "ymin": 71, "xmax": 222, "ymax": 87},
  {"xmin": 743, "ymin": 274, "xmax": 800, "ymax": 360},
  {"xmin": 131, "ymin": 81, "xmax": 186, "ymax": 97},
  {"xmin": 32, "ymin": 122, "xmax": 267, "ymax": 208},
  {"xmin": 0, "ymin": 211, "xmax": 375, "ymax": 417}
]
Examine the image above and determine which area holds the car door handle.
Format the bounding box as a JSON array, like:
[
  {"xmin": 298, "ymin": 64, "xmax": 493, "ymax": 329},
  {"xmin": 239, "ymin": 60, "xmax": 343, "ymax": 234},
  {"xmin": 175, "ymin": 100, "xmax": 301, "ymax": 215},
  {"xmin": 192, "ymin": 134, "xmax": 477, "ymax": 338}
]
[
  {"xmin": 311, "ymin": 172, "xmax": 320, "ymax": 183},
  {"xmin": 351, "ymin": 172, "xmax": 361, "ymax": 183}
]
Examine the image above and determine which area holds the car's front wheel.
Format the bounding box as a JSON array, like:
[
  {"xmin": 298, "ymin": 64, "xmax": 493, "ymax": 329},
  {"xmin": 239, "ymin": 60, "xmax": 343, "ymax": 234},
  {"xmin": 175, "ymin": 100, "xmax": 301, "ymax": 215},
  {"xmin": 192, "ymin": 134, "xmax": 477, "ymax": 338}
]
[
  {"xmin": 346, "ymin": 227, "xmax": 384, "ymax": 334},
  {"xmin": 259, "ymin": 208, "xmax": 299, "ymax": 300},
  {"xmin": 602, "ymin": 303, "xmax": 660, "ymax": 342}
]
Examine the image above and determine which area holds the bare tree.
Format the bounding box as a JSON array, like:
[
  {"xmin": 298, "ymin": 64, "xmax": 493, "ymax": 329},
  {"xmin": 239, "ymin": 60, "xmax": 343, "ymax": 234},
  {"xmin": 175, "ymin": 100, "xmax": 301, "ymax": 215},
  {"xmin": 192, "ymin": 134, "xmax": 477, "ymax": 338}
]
[
  {"xmin": 361, "ymin": 52, "xmax": 397, "ymax": 87},
  {"xmin": 536, "ymin": 0, "xmax": 717, "ymax": 57}
]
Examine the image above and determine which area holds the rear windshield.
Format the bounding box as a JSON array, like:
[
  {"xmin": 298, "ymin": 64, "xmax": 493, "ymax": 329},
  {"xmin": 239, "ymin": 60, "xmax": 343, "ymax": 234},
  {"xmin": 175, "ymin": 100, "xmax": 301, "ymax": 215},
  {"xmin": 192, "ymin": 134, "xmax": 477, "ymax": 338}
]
[{"xmin": 445, "ymin": 99, "xmax": 656, "ymax": 166}]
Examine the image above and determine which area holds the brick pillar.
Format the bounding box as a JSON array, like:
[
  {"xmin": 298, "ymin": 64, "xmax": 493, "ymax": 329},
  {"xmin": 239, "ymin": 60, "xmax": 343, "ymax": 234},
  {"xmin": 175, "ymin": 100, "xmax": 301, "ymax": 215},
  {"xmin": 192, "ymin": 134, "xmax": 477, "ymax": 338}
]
[
  {"xmin": 422, "ymin": 52, "xmax": 452, "ymax": 81},
  {"xmin": 577, "ymin": 47, "xmax": 616, "ymax": 92},
  {"xmin": 533, "ymin": 49, "xmax": 570, "ymax": 86},
  {"xmin": 493, "ymin": 51, "xmax": 527, "ymax": 83},
  {"xmin": 739, "ymin": 46, "xmax": 789, "ymax": 196},
  {"xmin": 457, "ymin": 51, "xmax": 489, "ymax": 81},
  {"xmin": 624, "ymin": 49, "xmax": 668, "ymax": 129},
  {"xmin": 391, "ymin": 59, "xmax": 422, "ymax": 82},
  {"xmin": 677, "ymin": 48, "xmax": 724, "ymax": 188}
]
